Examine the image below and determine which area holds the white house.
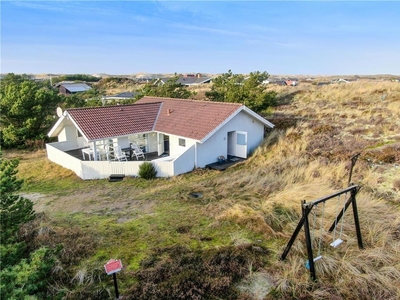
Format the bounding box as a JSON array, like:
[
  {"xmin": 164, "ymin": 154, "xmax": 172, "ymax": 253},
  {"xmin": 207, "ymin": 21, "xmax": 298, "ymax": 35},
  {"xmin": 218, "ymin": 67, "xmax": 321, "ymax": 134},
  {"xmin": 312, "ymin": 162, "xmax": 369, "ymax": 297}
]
[{"xmin": 46, "ymin": 96, "xmax": 274, "ymax": 180}]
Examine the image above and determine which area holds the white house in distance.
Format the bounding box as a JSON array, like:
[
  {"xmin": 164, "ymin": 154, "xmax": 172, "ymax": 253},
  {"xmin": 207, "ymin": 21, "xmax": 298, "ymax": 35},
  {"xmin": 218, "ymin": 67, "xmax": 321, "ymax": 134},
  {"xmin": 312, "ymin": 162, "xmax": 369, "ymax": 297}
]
[{"xmin": 46, "ymin": 96, "xmax": 274, "ymax": 180}]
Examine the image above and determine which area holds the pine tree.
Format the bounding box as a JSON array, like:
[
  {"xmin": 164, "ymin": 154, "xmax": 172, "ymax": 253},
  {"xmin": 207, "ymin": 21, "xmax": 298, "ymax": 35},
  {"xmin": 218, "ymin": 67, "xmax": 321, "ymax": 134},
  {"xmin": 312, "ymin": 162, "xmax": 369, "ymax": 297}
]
[
  {"xmin": 0, "ymin": 151, "xmax": 35, "ymax": 243},
  {"xmin": 0, "ymin": 151, "xmax": 55, "ymax": 299}
]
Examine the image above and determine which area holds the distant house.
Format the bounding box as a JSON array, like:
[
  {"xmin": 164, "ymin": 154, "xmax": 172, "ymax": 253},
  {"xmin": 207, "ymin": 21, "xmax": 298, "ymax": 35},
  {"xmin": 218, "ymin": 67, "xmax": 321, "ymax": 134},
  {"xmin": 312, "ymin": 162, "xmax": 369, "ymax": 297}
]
[
  {"xmin": 55, "ymin": 82, "xmax": 92, "ymax": 95},
  {"xmin": 153, "ymin": 78, "xmax": 173, "ymax": 86},
  {"xmin": 176, "ymin": 74, "xmax": 212, "ymax": 86},
  {"xmin": 266, "ymin": 79, "xmax": 284, "ymax": 85},
  {"xmin": 103, "ymin": 92, "xmax": 139, "ymax": 101},
  {"xmin": 331, "ymin": 78, "xmax": 350, "ymax": 84},
  {"xmin": 283, "ymin": 79, "xmax": 298, "ymax": 86},
  {"xmin": 154, "ymin": 75, "xmax": 212, "ymax": 86},
  {"xmin": 46, "ymin": 96, "xmax": 274, "ymax": 180}
]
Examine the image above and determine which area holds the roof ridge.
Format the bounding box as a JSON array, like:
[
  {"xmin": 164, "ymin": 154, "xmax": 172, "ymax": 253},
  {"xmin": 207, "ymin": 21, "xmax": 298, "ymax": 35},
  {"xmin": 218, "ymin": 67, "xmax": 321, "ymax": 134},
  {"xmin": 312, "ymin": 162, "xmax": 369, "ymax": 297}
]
[
  {"xmin": 141, "ymin": 96, "xmax": 242, "ymax": 106},
  {"xmin": 66, "ymin": 102, "xmax": 161, "ymax": 111}
]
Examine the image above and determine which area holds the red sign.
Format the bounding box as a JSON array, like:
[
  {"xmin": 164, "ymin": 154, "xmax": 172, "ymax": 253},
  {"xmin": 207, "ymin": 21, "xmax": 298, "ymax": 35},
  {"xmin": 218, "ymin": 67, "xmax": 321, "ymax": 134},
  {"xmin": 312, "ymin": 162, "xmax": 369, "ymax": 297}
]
[{"xmin": 104, "ymin": 259, "xmax": 123, "ymax": 275}]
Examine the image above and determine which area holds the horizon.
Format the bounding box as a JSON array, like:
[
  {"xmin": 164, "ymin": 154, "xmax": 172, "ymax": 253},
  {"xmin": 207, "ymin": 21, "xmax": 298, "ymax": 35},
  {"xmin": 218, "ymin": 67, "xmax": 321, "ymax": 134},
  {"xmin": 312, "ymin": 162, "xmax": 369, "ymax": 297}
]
[{"xmin": 1, "ymin": 1, "xmax": 400, "ymax": 75}]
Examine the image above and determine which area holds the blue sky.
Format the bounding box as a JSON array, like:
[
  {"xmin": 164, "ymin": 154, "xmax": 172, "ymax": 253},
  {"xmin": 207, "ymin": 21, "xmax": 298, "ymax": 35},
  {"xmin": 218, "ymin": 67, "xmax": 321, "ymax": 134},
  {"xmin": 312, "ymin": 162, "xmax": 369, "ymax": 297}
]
[{"xmin": 1, "ymin": 1, "xmax": 399, "ymax": 75}]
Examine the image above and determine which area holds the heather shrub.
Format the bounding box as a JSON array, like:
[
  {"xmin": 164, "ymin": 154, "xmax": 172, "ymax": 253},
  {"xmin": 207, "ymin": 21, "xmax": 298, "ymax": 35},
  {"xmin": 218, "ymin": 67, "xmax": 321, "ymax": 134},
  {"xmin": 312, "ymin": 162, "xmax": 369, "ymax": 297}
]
[{"xmin": 125, "ymin": 244, "xmax": 269, "ymax": 300}]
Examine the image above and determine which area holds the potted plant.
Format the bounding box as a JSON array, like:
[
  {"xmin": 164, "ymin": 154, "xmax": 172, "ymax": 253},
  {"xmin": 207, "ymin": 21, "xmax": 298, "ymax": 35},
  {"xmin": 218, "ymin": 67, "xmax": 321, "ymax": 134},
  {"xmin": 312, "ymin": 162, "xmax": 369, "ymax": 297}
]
[{"xmin": 218, "ymin": 155, "xmax": 226, "ymax": 163}]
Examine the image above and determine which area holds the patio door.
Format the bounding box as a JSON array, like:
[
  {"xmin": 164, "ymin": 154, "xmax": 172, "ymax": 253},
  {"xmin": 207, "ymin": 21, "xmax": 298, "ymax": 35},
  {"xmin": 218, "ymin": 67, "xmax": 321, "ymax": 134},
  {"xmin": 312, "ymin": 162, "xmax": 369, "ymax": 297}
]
[
  {"xmin": 158, "ymin": 134, "xmax": 169, "ymax": 156},
  {"xmin": 236, "ymin": 131, "xmax": 248, "ymax": 158},
  {"xmin": 157, "ymin": 133, "xmax": 164, "ymax": 156}
]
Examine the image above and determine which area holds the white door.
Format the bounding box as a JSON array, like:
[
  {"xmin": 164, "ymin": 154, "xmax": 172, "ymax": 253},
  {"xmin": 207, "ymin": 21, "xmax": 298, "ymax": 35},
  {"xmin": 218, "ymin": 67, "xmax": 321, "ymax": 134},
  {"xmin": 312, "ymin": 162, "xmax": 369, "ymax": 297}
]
[
  {"xmin": 157, "ymin": 133, "xmax": 164, "ymax": 156},
  {"xmin": 235, "ymin": 131, "xmax": 247, "ymax": 158}
]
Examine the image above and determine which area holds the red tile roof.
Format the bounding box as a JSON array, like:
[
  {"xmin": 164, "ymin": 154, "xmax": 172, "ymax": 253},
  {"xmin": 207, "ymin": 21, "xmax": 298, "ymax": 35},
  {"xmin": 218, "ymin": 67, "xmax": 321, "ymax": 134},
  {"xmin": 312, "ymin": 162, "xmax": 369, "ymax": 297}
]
[
  {"xmin": 136, "ymin": 97, "xmax": 242, "ymax": 141},
  {"xmin": 64, "ymin": 97, "xmax": 266, "ymax": 142},
  {"xmin": 66, "ymin": 102, "xmax": 161, "ymax": 141}
]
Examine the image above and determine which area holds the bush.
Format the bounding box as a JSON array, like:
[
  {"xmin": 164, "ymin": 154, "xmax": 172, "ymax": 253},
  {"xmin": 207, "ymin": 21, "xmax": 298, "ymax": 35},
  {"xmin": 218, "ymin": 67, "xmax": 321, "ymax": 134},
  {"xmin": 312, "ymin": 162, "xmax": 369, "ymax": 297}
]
[
  {"xmin": 125, "ymin": 244, "xmax": 269, "ymax": 300},
  {"xmin": 138, "ymin": 162, "xmax": 157, "ymax": 179}
]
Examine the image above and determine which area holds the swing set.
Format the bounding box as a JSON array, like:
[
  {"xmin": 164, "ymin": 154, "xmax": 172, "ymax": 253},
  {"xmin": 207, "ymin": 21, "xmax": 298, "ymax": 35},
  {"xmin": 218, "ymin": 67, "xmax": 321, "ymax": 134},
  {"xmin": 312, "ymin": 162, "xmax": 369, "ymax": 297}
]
[{"xmin": 280, "ymin": 184, "xmax": 364, "ymax": 281}]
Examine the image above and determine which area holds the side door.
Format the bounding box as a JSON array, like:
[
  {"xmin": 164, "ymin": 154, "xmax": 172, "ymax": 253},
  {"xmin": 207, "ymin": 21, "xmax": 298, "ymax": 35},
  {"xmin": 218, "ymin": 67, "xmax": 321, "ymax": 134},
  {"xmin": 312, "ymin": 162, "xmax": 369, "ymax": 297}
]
[{"xmin": 235, "ymin": 131, "xmax": 247, "ymax": 158}]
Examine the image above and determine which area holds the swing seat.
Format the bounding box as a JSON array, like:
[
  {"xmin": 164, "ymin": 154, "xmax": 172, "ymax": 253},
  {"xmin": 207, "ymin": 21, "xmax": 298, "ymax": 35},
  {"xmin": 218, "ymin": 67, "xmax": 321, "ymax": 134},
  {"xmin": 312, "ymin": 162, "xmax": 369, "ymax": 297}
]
[
  {"xmin": 305, "ymin": 256, "xmax": 323, "ymax": 269},
  {"xmin": 330, "ymin": 238, "xmax": 343, "ymax": 248},
  {"xmin": 313, "ymin": 255, "xmax": 323, "ymax": 262}
]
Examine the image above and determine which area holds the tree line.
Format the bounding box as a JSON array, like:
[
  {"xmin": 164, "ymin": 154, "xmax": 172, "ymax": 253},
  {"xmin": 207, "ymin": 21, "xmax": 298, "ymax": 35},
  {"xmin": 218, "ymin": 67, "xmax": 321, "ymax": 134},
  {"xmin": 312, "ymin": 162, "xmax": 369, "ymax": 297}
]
[{"xmin": 0, "ymin": 71, "xmax": 276, "ymax": 149}]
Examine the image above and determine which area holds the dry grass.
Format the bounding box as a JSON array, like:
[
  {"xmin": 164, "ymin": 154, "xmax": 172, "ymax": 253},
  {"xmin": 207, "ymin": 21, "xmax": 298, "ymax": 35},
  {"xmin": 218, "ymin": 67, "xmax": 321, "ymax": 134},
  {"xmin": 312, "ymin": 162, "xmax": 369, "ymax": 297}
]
[
  {"xmin": 203, "ymin": 80, "xmax": 400, "ymax": 299},
  {"xmin": 13, "ymin": 79, "xmax": 400, "ymax": 299}
]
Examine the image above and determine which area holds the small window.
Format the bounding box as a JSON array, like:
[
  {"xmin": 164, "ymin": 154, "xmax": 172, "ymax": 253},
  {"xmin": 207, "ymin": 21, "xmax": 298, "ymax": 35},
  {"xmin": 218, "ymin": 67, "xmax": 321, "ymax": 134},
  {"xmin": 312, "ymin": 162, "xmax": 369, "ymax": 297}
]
[
  {"xmin": 179, "ymin": 138, "xmax": 186, "ymax": 147},
  {"xmin": 77, "ymin": 130, "xmax": 82, "ymax": 137},
  {"xmin": 237, "ymin": 133, "xmax": 246, "ymax": 145}
]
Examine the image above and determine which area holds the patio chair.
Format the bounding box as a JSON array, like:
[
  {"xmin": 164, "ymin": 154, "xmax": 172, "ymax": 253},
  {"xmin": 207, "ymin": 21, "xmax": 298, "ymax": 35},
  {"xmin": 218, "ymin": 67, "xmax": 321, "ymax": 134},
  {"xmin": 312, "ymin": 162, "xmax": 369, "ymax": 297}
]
[
  {"xmin": 103, "ymin": 144, "xmax": 114, "ymax": 161},
  {"xmin": 114, "ymin": 145, "xmax": 128, "ymax": 161},
  {"xmin": 82, "ymin": 143, "xmax": 94, "ymax": 160},
  {"xmin": 131, "ymin": 143, "xmax": 145, "ymax": 160},
  {"xmin": 97, "ymin": 144, "xmax": 110, "ymax": 161}
]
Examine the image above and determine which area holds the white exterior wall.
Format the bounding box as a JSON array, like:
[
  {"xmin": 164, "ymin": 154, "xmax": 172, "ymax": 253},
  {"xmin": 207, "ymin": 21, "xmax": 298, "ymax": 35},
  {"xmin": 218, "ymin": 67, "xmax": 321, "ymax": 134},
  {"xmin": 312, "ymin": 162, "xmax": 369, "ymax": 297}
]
[
  {"xmin": 117, "ymin": 137, "xmax": 130, "ymax": 149},
  {"xmin": 196, "ymin": 112, "xmax": 265, "ymax": 168},
  {"xmin": 58, "ymin": 125, "xmax": 80, "ymax": 149},
  {"xmin": 168, "ymin": 134, "xmax": 196, "ymax": 156},
  {"xmin": 77, "ymin": 137, "xmax": 88, "ymax": 148},
  {"xmin": 172, "ymin": 145, "xmax": 195, "ymax": 175}
]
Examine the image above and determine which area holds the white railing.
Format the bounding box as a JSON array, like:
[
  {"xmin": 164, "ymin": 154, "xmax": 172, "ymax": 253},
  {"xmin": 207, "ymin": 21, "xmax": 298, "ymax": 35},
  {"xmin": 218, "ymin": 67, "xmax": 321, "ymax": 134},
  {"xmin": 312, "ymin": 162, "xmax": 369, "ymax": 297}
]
[
  {"xmin": 46, "ymin": 143, "xmax": 196, "ymax": 180},
  {"xmin": 172, "ymin": 145, "xmax": 196, "ymax": 175},
  {"xmin": 152, "ymin": 155, "xmax": 178, "ymax": 177},
  {"xmin": 48, "ymin": 141, "xmax": 75, "ymax": 152},
  {"xmin": 46, "ymin": 143, "xmax": 83, "ymax": 177},
  {"xmin": 81, "ymin": 161, "xmax": 143, "ymax": 179}
]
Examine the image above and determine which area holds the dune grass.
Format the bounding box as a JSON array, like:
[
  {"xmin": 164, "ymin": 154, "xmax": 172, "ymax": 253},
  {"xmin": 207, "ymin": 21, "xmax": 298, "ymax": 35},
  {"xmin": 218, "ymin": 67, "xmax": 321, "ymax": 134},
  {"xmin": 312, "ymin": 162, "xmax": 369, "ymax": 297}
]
[{"xmin": 11, "ymin": 80, "xmax": 400, "ymax": 299}]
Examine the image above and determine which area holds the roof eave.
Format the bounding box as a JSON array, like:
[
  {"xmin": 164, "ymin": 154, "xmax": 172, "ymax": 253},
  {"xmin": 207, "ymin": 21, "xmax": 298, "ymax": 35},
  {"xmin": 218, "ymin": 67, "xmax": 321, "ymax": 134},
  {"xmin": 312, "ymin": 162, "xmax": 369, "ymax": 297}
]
[
  {"xmin": 200, "ymin": 106, "xmax": 274, "ymax": 143},
  {"xmin": 152, "ymin": 102, "xmax": 164, "ymax": 131},
  {"xmin": 65, "ymin": 111, "xmax": 91, "ymax": 142},
  {"xmin": 242, "ymin": 106, "xmax": 275, "ymax": 128},
  {"xmin": 48, "ymin": 114, "xmax": 67, "ymax": 137},
  {"xmin": 200, "ymin": 106, "xmax": 243, "ymax": 143}
]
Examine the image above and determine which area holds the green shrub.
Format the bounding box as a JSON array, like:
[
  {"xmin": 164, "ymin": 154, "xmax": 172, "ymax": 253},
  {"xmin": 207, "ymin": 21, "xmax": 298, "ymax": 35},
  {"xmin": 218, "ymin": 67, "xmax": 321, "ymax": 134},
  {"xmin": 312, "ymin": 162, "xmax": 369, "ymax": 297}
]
[{"xmin": 138, "ymin": 162, "xmax": 157, "ymax": 179}]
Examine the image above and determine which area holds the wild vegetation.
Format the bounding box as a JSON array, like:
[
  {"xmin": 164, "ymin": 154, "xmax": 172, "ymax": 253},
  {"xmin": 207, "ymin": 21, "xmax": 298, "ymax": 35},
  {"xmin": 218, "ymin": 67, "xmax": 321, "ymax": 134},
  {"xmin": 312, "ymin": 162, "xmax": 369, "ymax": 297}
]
[
  {"xmin": 51, "ymin": 74, "xmax": 101, "ymax": 84},
  {"xmin": 206, "ymin": 70, "xmax": 277, "ymax": 113},
  {"xmin": 138, "ymin": 162, "xmax": 158, "ymax": 180},
  {"xmin": 0, "ymin": 151, "xmax": 57, "ymax": 299},
  {"xmin": 0, "ymin": 74, "xmax": 62, "ymax": 149},
  {"xmin": 2, "ymin": 79, "xmax": 400, "ymax": 299}
]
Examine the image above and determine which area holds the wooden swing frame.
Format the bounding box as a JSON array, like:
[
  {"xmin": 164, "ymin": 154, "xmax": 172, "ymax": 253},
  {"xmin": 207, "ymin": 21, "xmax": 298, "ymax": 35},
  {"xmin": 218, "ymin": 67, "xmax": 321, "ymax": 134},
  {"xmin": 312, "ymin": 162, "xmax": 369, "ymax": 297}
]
[{"xmin": 280, "ymin": 184, "xmax": 364, "ymax": 281}]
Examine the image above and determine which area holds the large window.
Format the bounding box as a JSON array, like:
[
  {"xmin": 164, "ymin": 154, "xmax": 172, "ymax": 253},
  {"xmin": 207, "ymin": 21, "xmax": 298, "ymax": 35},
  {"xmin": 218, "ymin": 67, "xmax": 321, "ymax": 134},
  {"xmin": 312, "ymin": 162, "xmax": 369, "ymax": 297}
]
[{"xmin": 179, "ymin": 138, "xmax": 186, "ymax": 147}]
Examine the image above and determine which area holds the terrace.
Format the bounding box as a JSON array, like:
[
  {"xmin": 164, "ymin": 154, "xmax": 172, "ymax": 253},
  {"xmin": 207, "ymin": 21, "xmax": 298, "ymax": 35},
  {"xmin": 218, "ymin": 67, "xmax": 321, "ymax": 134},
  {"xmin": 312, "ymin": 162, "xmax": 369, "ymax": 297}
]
[
  {"xmin": 46, "ymin": 140, "xmax": 195, "ymax": 180},
  {"xmin": 65, "ymin": 147, "xmax": 167, "ymax": 162}
]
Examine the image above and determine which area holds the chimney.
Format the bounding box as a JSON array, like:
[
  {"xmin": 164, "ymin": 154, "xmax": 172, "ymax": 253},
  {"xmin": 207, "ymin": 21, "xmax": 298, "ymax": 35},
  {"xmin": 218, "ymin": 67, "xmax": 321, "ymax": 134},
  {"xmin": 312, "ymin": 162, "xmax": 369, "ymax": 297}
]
[{"xmin": 167, "ymin": 108, "xmax": 172, "ymax": 115}]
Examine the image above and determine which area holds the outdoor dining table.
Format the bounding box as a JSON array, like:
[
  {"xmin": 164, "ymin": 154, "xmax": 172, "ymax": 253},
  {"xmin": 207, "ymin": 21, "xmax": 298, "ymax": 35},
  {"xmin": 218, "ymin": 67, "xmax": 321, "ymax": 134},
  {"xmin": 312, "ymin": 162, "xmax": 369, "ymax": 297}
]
[{"xmin": 121, "ymin": 147, "xmax": 133, "ymax": 160}]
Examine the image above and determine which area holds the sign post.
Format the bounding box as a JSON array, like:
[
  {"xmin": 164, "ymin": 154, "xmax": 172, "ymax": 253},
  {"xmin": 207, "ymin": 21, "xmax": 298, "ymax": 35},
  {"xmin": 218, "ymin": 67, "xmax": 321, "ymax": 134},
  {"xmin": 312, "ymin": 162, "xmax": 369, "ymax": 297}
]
[{"xmin": 104, "ymin": 259, "xmax": 123, "ymax": 299}]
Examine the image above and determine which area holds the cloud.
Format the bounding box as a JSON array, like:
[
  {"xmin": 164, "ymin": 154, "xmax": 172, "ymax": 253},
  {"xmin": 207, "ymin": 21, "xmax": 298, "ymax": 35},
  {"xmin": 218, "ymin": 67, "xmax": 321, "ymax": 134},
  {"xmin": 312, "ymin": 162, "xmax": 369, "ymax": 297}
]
[
  {"xmin": 11, "ymin": 1, "xmax": 69, "ymax": 12},
  {"xmin": 170, "ymin": 22, "xmax": 245, "ymax": 37}
]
